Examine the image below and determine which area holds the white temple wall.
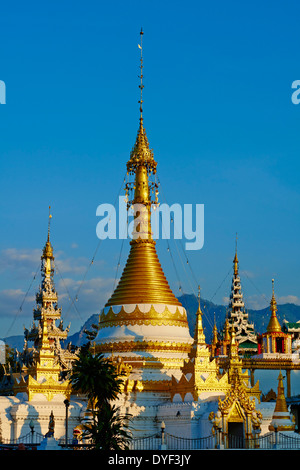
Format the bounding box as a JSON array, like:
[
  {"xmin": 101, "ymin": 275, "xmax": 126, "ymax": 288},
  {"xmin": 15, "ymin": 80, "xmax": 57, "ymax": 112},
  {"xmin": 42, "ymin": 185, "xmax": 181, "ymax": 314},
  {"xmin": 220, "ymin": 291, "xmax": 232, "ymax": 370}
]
[{"xmin": 0, "ymin": 394, "xmax": 86, "ymax": 442}]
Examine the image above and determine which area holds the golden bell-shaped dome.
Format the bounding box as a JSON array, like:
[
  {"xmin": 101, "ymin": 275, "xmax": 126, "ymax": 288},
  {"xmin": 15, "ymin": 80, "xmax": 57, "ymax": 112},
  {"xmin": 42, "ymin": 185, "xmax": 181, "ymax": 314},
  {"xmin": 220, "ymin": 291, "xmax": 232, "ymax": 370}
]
[{"xmin": 106, "ymin": 240, "xmax": 181, "ymax": 307}]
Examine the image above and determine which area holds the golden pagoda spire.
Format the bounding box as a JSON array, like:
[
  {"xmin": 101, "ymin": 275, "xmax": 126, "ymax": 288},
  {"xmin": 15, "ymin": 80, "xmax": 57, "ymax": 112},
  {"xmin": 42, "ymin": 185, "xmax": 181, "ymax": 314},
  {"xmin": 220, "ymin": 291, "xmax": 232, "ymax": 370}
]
[
  {"xmin": 105, "ymin": 30, "xmax": 180, "ymax": 307},
  {"xmin": 192, "ymin": 286, "xmax": 206, "ymax": 354},
  {"xmin": 267, "ymin": 279, "xmax": 282, "ymax": 333},
  {"xmin": 211, "ymin": 313, "xmax": 219, "ymax": 356},
  {"xmin": 224, "ymin": 318, "xmax": 231, "ymax": 342},
  {"xmin": 42, "ymin": 206, "xmax": 54, "ymax": 269}
]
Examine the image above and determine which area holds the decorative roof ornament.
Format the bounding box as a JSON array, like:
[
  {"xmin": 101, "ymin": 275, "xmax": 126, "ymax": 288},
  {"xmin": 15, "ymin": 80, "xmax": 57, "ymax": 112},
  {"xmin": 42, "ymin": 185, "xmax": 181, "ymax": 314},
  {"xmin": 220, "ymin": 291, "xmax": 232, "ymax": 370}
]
[
  {"xmin": 42, "ymin": 206, "xmax": 54, "ymax": 261},
  {"xmin": 267, "ymin": 279, "xmax": 282, "ymax": 333},
  {"xmin": 192, "ymin": 285, "xmax": 206, "ymax": 353},
  {"xmin": 233, "ymin": 232, "xmax": 238, "ymax": 276},
  {"xmin": 127, "ymin": 29, "xmax": 156, "ymax": 174},
  {"xmin": 211, "ymin": 318, "xmax": 219, "ymax": 357}
]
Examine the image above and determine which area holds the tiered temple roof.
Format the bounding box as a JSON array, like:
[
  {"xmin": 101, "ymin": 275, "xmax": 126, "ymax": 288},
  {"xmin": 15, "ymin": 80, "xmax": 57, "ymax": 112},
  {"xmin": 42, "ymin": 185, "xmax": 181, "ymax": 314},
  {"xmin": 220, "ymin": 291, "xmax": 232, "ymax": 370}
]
[
  {"xmin": 224, "ymin": 245, "xmax": 257, "ymax": 355},
  {"xmin": 13, "ymin": 213, "xmax": 77, "ymax": 400}
]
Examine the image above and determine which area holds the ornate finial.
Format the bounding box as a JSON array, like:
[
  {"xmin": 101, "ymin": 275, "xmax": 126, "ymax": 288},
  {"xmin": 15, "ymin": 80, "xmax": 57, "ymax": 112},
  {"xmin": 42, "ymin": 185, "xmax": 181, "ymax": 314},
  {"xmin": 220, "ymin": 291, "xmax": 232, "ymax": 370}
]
[
  {"xmin": 48, "ymin": 206, "xmax": 52, "ymax": 241},
  {"xmin": 267, "ymin": 278, "xmax": 281, "ymax": 333},
  {"xmin": 233, "ymin": 234, "xmax": 239, "ymax": 275},
  {"xmin": 271, "ymin": 278, "xmax": 277, "ymax": 311},
  {"xmin": 127, "ymin": 28, "xmax": 157, "ymax": 172},
  {"xmin": 43, "ymin": 206, "xmax": 54, "ymax": 261},
  {"xmin": 196, "ymin": 285, "xmax": 203, "ymax": 317},
  {"xmin": 191, "ymin": 284, "xmax": 206, "ymax": 353},
  {"xmin": 138, "ymin": 28, "xmax": 144, "ymax": 121}
]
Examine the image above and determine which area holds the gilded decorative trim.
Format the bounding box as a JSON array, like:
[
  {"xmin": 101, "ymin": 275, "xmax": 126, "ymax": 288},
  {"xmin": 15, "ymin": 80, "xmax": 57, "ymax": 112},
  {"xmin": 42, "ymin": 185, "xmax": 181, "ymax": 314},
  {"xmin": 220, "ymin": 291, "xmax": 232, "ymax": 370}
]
[
  {"xmin": 99, "ymin": 304, "xmax": 189, "ymax": 329},
  {"xmin": 95, "ymin": 339, "xmax": 192, "ymax": 354}
]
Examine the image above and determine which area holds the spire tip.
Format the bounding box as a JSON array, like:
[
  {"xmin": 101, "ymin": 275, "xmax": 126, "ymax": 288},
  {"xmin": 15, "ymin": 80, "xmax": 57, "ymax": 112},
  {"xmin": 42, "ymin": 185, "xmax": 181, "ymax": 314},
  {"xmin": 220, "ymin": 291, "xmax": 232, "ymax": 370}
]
[
  {"xmin": 48, "ymin": 206, "xmax": 52, "ymax": 241},
  {"xmin": 138, "ymin": 29, "xmax": 144, "ymax": 120}
]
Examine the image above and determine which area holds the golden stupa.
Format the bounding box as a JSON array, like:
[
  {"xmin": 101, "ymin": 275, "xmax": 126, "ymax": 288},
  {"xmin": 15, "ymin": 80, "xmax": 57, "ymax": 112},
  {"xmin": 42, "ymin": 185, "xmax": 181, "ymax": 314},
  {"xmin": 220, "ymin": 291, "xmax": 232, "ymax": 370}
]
[
  {"xmin": 95, "ymin": 30, "xmax": 193, "ymax": 393},
  {"xmin": 269, "ymin": 371, "xmax": 295, "ymax": 432},
  {"xmin": 260, "ymin": 279, "xmax": 292, "ymax": 354}
]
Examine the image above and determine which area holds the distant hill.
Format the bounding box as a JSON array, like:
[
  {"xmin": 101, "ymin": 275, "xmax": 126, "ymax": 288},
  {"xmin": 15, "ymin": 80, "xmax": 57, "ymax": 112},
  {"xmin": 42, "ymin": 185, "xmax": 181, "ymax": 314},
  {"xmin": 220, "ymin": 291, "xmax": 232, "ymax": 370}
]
[
  {"xmin": 1, "ymin": 335, "xmax": 25, "ymax": 351},
  {"xmin": 3, "ymin": 295, "xmax": 300, "ymax": 350},
  {"xmin": 65, "ymin": 295, "xmax": 300, "ymax": 347}
]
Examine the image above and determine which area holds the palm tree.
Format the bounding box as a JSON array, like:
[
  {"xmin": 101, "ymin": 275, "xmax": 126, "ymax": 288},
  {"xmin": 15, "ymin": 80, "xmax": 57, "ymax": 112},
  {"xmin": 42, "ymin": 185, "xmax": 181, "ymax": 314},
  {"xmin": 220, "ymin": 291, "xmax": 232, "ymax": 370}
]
[
  {"xmin": 69, "ymin": 349, "xmax": 132, "ymax": 449},
  {"xmin": 70, "ymin": 350, "xmax": 123, "ymax": 406},
  {"xmin": 82, "ymin": 402, "xmax": 132, "ymax": 450}
]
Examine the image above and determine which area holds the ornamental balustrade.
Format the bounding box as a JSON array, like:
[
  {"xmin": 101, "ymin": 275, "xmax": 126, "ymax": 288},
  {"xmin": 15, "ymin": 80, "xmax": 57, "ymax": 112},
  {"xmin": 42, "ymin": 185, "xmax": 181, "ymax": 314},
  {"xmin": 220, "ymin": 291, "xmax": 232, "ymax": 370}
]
[
  {"xmin": 129, "ymin": 430, "xmax": 300, "ymax": 450},
  {"xmin": 0, "ymin": 430, "xmax": 44, "ymax": 450},
  {"xmin": 1, "ymin": 429, "xmax": 300, "ymax": 450}
]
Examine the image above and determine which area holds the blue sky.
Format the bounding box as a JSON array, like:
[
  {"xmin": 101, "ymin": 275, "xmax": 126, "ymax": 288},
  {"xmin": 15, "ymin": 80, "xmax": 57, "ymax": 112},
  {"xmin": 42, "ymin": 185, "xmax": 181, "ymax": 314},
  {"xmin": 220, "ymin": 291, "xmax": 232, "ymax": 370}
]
[{"xmin": 0, "ymin": 0, "xmax": 300, "ymax": 337}]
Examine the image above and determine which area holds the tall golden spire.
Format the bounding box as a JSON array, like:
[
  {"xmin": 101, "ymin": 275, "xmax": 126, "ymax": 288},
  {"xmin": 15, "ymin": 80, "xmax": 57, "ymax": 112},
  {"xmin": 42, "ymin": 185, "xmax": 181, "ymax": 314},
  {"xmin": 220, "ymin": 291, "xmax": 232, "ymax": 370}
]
[
  {"xmin": 105, "ymin": 30, "xmax": 180, "ymax": 307},
  {"xmin": 192, "ymin": 286, "xmax": 206, "ymax": 353},
  {"xmin": 42, "ymin": 206, "xmax": 54, "ymax": 276},
  {"xmin": 267, "ymin": 279, "xmax": 282, "ymax": 333},
  {"xmin": 233, "ymin": 232, "xmax": 238, "ymax": 276}
]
